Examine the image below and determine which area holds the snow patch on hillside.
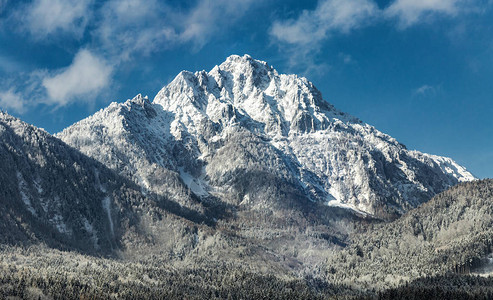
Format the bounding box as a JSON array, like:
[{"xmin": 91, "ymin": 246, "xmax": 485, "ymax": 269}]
[
  {"xmin": 95, "ymin": 169, "xmax": 114, "ymax": 236},
  {"xmin": 16, "ymin": 171, "xmax": 36, "ymax": 215},
  {"xmin": 102, "ymin": 196, "xmax": 114, "ymax": 237},
  {"xmin": 327, "ymin": 200, "xmax": 368, "ymax": 216},
  {"xmin": 179, "ymin": 167, "xmax": 209, "ymax": 197}
]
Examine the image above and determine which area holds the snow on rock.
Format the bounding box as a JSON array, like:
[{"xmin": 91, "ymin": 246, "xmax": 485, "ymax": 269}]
[{"xmin": 178, "ymin": 167, "xmax": 209, "ymax": 197}]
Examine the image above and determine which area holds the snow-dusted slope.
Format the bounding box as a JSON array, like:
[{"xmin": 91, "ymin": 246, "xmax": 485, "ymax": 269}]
[
  {"xmin": 59, "ymin": 54, "xmax": 474, "ymax": 218},
  {"xmin": 0, "ymin": 112, "xmax": 136, "ymax": 252},
  {"xmin": 57, "ymin": 95, "xmax": 205, "ymax": 214}
]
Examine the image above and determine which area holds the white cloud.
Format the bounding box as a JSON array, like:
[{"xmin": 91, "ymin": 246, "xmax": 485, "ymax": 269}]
[
  {"xmin": 0, "ymin": 89, "xmax": 27, "ymax": 113},
  {"xmin": 270, "ymin": 0, "xmax": 378, "ymax": 45},
  {"xmin": 0, "ymin": 51, "xmax": 112, "ymax": 111},
  {"xmin": 42, "ymin": 49, "xmax": 112, "ymax": 106},
  {"xmin": 385, "ymin": 0, "xmax": 463, "ymax": 28},
  {"xmin": 21, "ymin": 0, "xmax": 92, "ymax": 38}
]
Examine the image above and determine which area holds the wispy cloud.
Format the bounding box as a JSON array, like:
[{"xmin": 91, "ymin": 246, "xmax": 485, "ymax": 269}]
[
  {"xmin": 269, "ymin": 0, "xmax": 376, "ymax": 77},
  {"xmin": 0, "ymin": 50, "xmax": 113, "ymax": 112},
  {"xmin": 270, "ymin": 0, "xmax": 378, "ymax": 45},
  {"xmin": 42, "ymin": 49, "xmax": 113, "ymax": 106},
  {"xmin": 385, "ymin": 0, "xmax": 463, "ymax": 28},
  {"xmin": 20, "ymin": 0, "xmax": 93, "ymax": 38},
  {"xmin": 270, "ymin": 0, "xmax": 482, "ymax": 47},
  {"xmin": 0, "ymin": 70, "xmax": 47, "ymax": 113},
  {"xmin": 0, "ymin": 89, "xmax": 27, "ymax": 113}
]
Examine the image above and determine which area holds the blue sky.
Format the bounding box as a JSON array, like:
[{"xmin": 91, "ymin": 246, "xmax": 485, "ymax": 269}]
[{"xmin": 0, "ymin": 0, "xmax": 492, "ymax": 178}]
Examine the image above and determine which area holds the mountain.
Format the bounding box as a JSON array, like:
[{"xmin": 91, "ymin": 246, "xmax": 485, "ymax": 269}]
[
  {"xmin": 0, "ymin": 55, "xmax": 487, "ymax": 299},
  {"xmin": 59, "ymin": 54, "xmax": 474, "ymax": 219}
]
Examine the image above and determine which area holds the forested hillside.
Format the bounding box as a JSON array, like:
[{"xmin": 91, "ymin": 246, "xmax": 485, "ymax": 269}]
[{"xmin": 324, "ymin": 179, "xmax": 493, "ymax": 289}]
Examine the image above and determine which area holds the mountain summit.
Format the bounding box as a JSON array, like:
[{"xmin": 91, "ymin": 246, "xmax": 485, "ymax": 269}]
[{"xmin": 59, "ymin": 54, "xmax": 474, "ymax": 218}]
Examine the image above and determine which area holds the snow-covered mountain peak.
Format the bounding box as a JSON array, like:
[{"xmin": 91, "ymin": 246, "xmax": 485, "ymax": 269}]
[
  {"xmin": 60, "ymin": 55, "xmax": 476, "ymax": 218},
  {"xmin": 213, "ymin": 54, "xmax": 276, "ymax": 84},
  {"xmin": 217, "ymin": 54, "xmax": 270, "ymax": 70},
  {"xmin": 154, "ymin": 55, "xmax": 358, "ymax": 137}
]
